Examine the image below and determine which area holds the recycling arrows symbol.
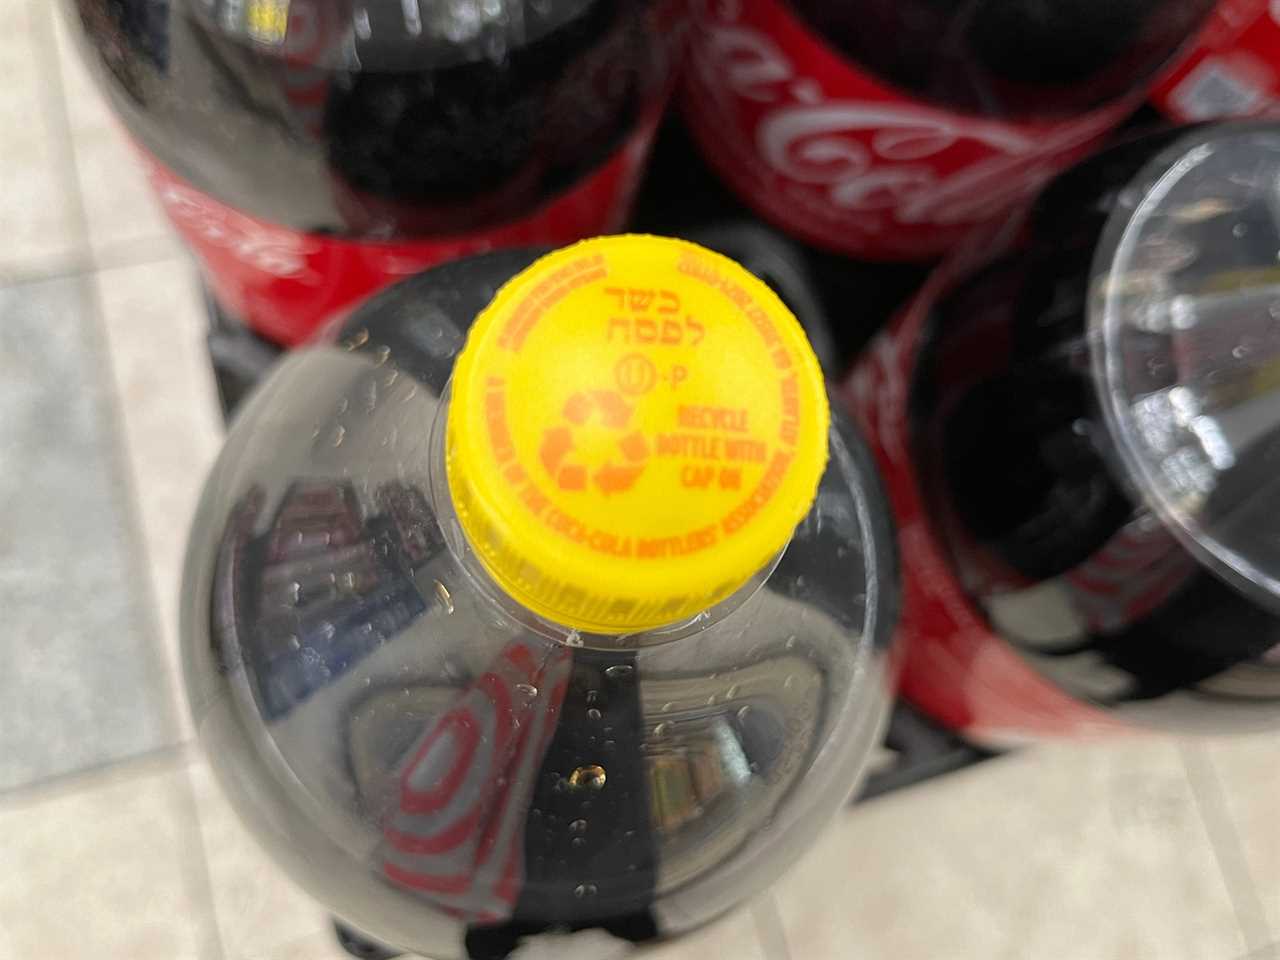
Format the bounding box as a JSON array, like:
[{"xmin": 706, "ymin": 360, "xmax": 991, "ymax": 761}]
[{"xmin": 540, "ymin": 390, "xmax": 650, "ymax": 495}]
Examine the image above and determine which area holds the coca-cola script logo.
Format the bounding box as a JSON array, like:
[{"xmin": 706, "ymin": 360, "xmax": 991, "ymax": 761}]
[
  {"xmin": 152, "ymin": 176, "xmax": 318, "ymax": 279},
  {"xmin": 693, "ymin": 1, "xmax": 1133, "ymax": 230}
]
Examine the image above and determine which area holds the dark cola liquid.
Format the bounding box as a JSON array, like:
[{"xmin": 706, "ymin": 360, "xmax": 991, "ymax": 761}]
[
  {"xmin": 908, "ymin": 133, "xmax": 1280, "ymax": 724},
  {"xmin": 787, "ymin": 0, "xmax": 1217, "ymax": 119},
  {"xmin": 67, "ymin": 0, "xmax": 669, "ymax": 236}
]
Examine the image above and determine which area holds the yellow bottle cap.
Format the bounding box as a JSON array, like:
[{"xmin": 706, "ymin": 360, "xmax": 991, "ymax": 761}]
[{"xmin": 446, "ymin": 235, "xmax": 830, "ymax": 634}]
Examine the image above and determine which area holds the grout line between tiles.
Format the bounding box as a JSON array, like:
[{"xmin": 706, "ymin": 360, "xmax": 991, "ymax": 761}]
[
  {"xmin": 23, "ymin": 0, "xmax": 91, "ymax": 272},
  {"xmin": 0, "ymin": 742, "xmax": 191, "ymax": 811},
  {"xmin": 0, "ymin": 242, "xmax": 186, "ymax": 294},
  {"xmin": 1181, "ymin": 741, "xmax": 1274, "ymax": 956},
  {"xmin": 751, "ymin": 892, "xmax": 793, "ymax": 960},
  {"xmin": 0, "ymin": 256, "xmax": 96, "ymax": 289},
  {"xmin": 173, "ymin": 752, "xmax": 231, "ymax": 960}
]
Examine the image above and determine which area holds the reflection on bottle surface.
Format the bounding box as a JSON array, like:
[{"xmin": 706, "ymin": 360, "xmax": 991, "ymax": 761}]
[
  {"xmin": 903, "ymin": 126, "xmax": 1280, "ymax": 732},
  {"xmin": 183, "ymin": 242, "xmax": 894, "ymax": 958},
  {"xmin": 67, "ymin": 0, "xmax": 674, "ymax": 234}
]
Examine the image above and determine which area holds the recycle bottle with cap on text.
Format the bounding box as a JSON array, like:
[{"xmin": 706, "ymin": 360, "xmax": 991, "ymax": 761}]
[
  {"xmin": 680, "ymin": 0, "xmax": 1218, "ymax": 262},
  {"xmin": 62, "ymin": 0, "xmax": 685, "ymax": 347},
  {"xmin": 181, "ymin": 235, "xmax": 895, "ymax": 958},
  {"xmin": 847, "ymin": 122, "xmax": 1280, "ymax": 744}
]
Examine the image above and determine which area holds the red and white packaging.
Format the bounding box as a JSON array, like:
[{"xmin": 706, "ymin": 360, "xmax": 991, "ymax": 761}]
[
  {"xmin": 680, "ymin": 0, "xmax": 1141, "ymax": 262},
  {"xmin": 842, "ymin": 229, "xmax": 1126, "ymax": 745},
  {"xmin": 1151, "ymin": 0, "xmax": 1280, "ymax": 121},
  {"xmin": 141, "ymin": 120, "xmax": 658, "ymax": 348}
]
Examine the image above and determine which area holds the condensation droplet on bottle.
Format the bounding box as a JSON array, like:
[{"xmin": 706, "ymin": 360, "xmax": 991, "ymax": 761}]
[
  {"xmin": 652, "ymin": 722, "xmax": 668, "ymax": 737},
  {"xmin": 565, "ymin": 630, "xmax": 583, "ymax": 648},
  {"xmin": 344, "ymin": 328, "xmax": 370, "ymax": 351},
  {"xmin": 515, "ymin": 683, "xmax": 538, "ymax": 700},
  {"xmin": 1233, "ymin": 222, "xmax": 1249, "ymax": 238},
  {"xmin": 587, "ymin": 708, "xmax": 602, "ymax": 721},
  {"xmin": 585, "ymin": 690, "xmax": 599, "ymax": 704},
  {"xmin": 328, "ymin": 424, "xmax": 346, "ymax": 447},
  {"xmin": 571, "ymin": 837, "xmax": 586, "ymax": 848},
  {"xmin": 1232, "ymin": 343, "xmax": 1251, "ymax": 359},
  {"xmin": 737, "ymin": 705, "xmax": 752, "ymax": 723},
  {"xmin": 434, "ymin": 580, "xmax": 454, "ymax": 614},
  {"xmin": 725, "ymin": 684, "xmax": 740, "ymax": 699},
  {"xmin": 706, "ymin": 694, "xmax": 717, "ymax": 706},
  {"xmin": 569, "ymin": 819, "xmax": 588, "ymax": 834},
  {"xmin": 574, "ymin": 883, "xmax": 597, "ymax": 899},
  {"xmin": 568, "ymin": 765, "xmax": 606, "ymax": 791},
  {"xmin": 785, "ymin": 635, "xmax": 797, "ymax": 650},
  {"xmin": 660, "ymin": 701, "xmax": 674, "ymax": 713},
  {"xmin": 374, "ymin": 345, "xmax": 392, "ymax": 366},
  {"xmin": 604, "ymin": 664, "xmax": 634, "ymax": 681}
]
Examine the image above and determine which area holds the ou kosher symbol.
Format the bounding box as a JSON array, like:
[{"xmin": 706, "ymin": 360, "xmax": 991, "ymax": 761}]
[{"xmin": 615, "ymin": 353, "xmax": 657, "ymax": 395}]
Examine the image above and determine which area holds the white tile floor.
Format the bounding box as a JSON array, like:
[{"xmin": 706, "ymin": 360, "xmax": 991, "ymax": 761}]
[{"xmin": 2, "ymin": 1, "xmax": 1280, "ymax": 958}]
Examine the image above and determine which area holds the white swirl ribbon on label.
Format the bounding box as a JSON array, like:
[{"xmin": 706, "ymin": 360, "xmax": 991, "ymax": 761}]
[
  {"xmin": 698, "ymin": 10, "xmax": 1131, "ymax": 228},
  {"xmin": 154, "ymin": 178, "xmax": 318, "ymax": 279}
]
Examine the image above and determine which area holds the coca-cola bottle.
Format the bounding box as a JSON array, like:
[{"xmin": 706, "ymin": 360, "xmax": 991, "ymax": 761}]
[
  {"xmin": 680, "ymin": 0, "xmax": 1217, "ymax": 262},
  {"xmin": 63, "ymin": 0, "xmax": 685, "ymax": 346},
  {"xmin": 1150, "ymin": 0, "xmax": 1280, "ymax": 121},
  {"xmin": 847, "ymin": 122, "xmax": 1280, "ymax": 743},
  {"xmin": 180, "ymin": 235, "xmax": 896, "ymax": 957}
]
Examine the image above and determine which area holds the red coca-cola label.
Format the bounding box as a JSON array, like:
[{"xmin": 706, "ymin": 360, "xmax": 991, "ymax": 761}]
[
  {"xmin": 140, "ymin": 115, "xmax": 660, "ymax": 347},
  {"xmin": 842, "ymin": 233, "xmax": 1125, "ymax": 743},
  {"xmin": 680, "ymin": 0, "xmax": 1141, "ymax": 261},
  {"xmin": 1151, "ymin": 0, "xmax": 1280, "ymax": 120}
]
